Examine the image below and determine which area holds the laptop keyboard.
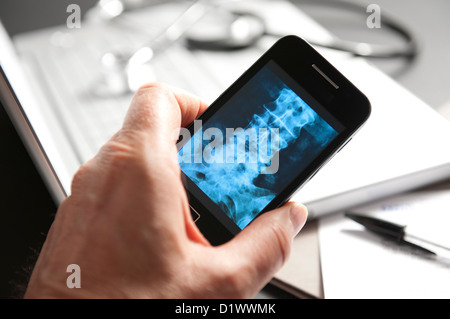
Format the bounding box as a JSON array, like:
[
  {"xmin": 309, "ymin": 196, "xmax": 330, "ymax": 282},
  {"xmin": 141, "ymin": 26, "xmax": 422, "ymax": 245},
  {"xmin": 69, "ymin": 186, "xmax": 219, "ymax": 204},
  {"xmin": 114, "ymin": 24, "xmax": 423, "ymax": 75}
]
[{"xmin": 14, "ymin": 19, "xmax": 262, "ymax": 163}]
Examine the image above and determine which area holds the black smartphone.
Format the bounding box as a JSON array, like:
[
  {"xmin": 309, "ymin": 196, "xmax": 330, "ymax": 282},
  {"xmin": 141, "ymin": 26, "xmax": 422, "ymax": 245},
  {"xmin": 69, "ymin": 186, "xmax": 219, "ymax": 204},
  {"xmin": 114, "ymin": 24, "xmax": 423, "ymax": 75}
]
[{"xmin": 177, "ymin": 35, "xmax": 371, "ymax": 245}]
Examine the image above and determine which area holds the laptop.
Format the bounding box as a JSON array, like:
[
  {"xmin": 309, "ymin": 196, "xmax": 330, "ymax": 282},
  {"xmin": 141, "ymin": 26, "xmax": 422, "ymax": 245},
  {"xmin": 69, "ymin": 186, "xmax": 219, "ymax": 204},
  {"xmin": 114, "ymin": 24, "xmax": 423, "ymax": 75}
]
[{"xmin": 2, "ymin": 0, "xmax": 450, "ymax": 219}]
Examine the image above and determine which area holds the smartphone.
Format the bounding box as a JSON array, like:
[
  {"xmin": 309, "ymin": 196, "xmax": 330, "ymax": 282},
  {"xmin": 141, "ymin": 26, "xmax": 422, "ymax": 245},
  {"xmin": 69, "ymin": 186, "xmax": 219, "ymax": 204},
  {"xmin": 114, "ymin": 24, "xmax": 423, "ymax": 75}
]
[{"xmin": 177, "ymin": 35, "xmax": 371, "ymax": 245}]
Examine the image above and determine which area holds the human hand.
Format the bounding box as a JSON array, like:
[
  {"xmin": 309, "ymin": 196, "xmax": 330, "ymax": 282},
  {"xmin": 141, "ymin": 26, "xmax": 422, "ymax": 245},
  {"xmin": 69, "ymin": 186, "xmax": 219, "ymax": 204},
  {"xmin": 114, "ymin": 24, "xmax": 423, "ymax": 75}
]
[{"xmin": 24, "ymin": 83, "xmax": 307, "ymax": 299}]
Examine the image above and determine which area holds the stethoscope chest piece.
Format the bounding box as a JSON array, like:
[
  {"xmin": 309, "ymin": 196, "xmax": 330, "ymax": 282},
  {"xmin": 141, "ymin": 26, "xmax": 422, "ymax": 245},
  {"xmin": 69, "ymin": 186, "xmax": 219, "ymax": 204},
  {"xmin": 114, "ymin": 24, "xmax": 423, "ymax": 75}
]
[{"xmin": 185, "ymin": 10, "xmax": 266, "ymax": 51}]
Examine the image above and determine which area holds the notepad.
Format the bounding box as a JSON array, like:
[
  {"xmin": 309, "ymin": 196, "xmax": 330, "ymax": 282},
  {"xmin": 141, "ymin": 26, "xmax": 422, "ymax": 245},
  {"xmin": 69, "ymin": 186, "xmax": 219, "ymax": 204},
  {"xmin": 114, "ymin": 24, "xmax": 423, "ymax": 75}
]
[{"xmin": 318, "ymin": 190, "xmax": 450, "ymax": 299}]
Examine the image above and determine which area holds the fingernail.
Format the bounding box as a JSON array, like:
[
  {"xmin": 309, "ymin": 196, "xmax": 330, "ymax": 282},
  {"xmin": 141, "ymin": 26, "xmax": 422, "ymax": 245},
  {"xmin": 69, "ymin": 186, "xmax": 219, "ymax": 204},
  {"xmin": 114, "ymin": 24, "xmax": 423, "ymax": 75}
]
[{"xmin": 289, "ymin": 203, "xmax": 308, "ymax": 236}]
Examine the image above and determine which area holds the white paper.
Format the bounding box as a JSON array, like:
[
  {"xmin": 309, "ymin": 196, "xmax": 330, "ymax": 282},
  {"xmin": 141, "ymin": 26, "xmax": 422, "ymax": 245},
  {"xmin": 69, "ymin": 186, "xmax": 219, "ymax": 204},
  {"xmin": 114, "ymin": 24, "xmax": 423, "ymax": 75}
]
[
  {"xmin": 294, "ymin": 55, "xmax": 450, "ymax": 217},
  {"xmin": 319, "ymin": 191, "xmax": 450, "ymax": 299}
]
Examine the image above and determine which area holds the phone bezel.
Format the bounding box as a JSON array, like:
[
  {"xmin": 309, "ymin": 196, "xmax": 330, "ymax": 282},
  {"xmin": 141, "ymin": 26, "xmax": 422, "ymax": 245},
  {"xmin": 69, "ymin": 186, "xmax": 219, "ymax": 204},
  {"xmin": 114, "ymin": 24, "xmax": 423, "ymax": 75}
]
[{"xmin": 179, "ymin": 35, "xmax": 371, "ymax": 245}]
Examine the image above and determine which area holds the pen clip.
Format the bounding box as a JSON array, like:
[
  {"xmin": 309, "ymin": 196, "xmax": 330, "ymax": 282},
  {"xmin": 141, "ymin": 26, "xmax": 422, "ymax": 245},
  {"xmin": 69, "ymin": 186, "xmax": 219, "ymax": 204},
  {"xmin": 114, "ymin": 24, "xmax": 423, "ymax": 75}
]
[{"xmin": 345, "ymin": 212, "xmax": 405, "ymax": 241}]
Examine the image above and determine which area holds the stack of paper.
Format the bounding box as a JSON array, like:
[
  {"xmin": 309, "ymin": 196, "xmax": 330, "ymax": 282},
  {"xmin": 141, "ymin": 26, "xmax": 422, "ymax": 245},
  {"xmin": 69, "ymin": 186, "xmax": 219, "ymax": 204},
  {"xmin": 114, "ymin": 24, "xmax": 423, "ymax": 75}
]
[{"xmin": 319, "ymin": 191, "xmax": 450, "ymax": 299}]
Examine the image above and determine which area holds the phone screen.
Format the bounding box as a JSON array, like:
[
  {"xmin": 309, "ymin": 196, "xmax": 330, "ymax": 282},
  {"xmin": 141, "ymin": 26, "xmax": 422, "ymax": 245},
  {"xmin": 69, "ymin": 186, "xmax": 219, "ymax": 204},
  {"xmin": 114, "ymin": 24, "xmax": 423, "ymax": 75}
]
[{"xmin": 178, "ymin": 60, "xmax": 344, "ymax": 233}]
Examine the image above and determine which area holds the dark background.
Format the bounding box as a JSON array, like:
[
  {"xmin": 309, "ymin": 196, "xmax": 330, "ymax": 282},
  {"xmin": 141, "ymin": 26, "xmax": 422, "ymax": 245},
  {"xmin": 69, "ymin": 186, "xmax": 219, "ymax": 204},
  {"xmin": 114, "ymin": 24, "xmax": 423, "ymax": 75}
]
[
  {"xmin": 0, "ymin": 0, "xmax": 449, "ymax": 298},
  {"xmin": 0, "ymin": 0, "xmax": 97, "ymax": 299},
  {"xmin": 0, "ymin": 94, "xmax": 56, "ymax": 298}
]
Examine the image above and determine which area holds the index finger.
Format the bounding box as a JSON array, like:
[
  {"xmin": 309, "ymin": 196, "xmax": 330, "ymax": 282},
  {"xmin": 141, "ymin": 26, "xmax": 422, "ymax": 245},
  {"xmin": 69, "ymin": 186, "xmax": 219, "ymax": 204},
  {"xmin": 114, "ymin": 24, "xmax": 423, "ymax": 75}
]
[
  {"xmin": 169, "ymin": 85, "xmax": 209, "ymax": 128},
  {"xmin": 122, "ymin": 83, "xmax": 209, "ymax": 137}
]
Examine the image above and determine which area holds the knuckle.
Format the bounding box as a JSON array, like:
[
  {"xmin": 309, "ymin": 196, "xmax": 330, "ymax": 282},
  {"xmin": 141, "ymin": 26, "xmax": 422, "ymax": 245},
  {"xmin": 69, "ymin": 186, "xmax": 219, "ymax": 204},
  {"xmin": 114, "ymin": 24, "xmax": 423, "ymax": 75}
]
[
  {"xmin": 70, "ymin": 160, "xmax": 94, "ymax": 195},
  {"xmin": 101, "ymin": 130, "xmax": 154, "ymax": 169},
  {"xmin": 101, "ymin": 132, "xmax": 179, "ymax": 181},
  {"xmin": 102, "ymin": 137, "xmax": 136, "ymax": 163}
]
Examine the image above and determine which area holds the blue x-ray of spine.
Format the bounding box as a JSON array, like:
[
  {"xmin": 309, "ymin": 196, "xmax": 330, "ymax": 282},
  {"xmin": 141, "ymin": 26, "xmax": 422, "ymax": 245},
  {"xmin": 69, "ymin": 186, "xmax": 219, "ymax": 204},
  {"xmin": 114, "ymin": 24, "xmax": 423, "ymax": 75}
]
[{"xmin": 179, "ymin": 66, "xmax": 338, "ymax": 229}]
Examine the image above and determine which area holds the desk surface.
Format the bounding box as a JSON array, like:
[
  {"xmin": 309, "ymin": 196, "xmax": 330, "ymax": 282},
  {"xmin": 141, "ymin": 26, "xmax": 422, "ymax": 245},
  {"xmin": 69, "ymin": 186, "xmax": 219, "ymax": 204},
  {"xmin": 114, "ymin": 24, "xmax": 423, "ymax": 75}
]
[{"xmin": 1, "ymin": 0, "xmax": 449, "ymax": 299}]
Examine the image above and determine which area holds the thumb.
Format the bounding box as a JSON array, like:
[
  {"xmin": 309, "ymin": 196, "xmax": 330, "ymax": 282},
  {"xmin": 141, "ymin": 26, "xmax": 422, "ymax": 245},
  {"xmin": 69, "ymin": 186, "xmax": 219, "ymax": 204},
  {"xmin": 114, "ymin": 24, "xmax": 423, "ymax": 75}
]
[{"xmin": 222, "ymin": 202, "xmax": 308, "ymax": 294}]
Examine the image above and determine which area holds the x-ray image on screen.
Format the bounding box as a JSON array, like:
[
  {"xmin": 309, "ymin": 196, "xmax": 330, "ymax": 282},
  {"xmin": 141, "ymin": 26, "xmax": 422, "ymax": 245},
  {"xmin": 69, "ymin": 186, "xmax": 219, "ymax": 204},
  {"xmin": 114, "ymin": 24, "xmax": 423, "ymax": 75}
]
[{"xmin": 179, "ymin": 62, "xmax": 339, "ymax": 229}]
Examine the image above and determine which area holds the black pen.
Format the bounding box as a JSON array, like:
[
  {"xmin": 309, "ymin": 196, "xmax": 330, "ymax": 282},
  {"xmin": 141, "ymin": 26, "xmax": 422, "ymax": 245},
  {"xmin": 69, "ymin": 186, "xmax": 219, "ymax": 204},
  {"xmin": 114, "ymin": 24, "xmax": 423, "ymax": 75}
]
[{"xmin": 345, "ymin": 212, "xmax": 450, "ymax": 257}]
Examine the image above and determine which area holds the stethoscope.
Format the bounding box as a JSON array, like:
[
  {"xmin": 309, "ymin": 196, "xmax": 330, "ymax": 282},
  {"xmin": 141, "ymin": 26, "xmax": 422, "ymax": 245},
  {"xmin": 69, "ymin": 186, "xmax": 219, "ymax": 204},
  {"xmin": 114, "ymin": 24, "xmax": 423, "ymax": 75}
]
[{"xmin": 92, "ymin": 0, "xmax": 419, "ymax": 96}]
